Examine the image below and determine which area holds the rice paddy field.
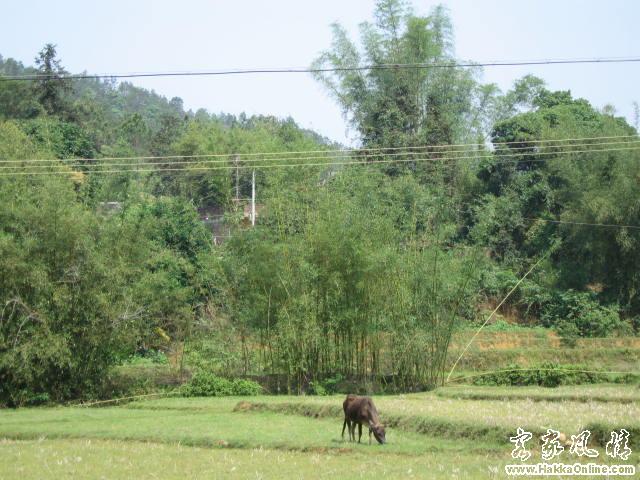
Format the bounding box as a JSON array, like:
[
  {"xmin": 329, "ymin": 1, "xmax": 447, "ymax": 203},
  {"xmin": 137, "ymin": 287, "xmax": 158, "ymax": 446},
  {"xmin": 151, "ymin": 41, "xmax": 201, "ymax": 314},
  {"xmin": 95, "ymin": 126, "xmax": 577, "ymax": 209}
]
[{"xmin": 1, "ymin": 385, "xmax": 638, "ymax": 479}]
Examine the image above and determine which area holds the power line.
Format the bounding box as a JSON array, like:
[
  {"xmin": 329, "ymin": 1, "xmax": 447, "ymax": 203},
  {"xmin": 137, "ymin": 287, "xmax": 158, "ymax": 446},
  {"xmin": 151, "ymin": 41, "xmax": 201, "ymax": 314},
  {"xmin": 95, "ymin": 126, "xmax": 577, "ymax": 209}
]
[
  {"xmin": 0, "ymin": 134, "xmax": 636, "ymax": 165},
  {"xmin": 1, "ymin": 144, "xmax": 638, "ymax": 176},
  {"xmin": 2, "ymin": 57, "xmax": 640, "ymax": 81},
  {"xmin": 4, "ymin": 145, "xmax": 639, "ymax": 174},
  {"xmin": 2, "ymin": 139, "xmax": 638, "ymax": 170}
]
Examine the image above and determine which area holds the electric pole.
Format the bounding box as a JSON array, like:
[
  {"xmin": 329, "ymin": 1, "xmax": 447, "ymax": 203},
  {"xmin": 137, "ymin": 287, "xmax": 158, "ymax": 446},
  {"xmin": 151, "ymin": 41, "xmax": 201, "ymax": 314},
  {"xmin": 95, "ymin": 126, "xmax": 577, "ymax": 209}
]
[
  {"xmin": 251, "ymin": 169, "xmax": 256, "ymax": 226},
  {"xmin": 233, "ymin": 154, "xmax": 240, "ymax": 203}
]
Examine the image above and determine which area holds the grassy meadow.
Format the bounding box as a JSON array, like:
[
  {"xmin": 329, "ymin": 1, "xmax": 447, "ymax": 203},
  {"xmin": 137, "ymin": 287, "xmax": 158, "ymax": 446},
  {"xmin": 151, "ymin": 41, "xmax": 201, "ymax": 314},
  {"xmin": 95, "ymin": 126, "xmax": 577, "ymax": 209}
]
[
  {"xmin": 1, "ymin": 385, "xmax": 638, "ymax": 479},
  {"xmin": 3, "ymin": 329, "xmax": 637, "ymax": 479}
]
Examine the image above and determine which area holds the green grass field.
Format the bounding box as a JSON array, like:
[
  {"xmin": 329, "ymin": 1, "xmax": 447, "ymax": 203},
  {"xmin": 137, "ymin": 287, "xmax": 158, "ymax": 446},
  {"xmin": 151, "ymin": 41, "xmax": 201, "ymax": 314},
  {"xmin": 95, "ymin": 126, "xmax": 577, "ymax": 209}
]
[
  {"xmin": 1, "ymin": 385, "xmax": 638, "ymax": 479},
  {"xmin": 436, "ymin": 384, "xmax": 640, "ymax": 403},
  {"xmin": 0, "ymin": 438, "xmax": 510, "ymax": 479},
  {"xmin": 132, "ymin": 388, "xmax": 639, "ymax": 440}
]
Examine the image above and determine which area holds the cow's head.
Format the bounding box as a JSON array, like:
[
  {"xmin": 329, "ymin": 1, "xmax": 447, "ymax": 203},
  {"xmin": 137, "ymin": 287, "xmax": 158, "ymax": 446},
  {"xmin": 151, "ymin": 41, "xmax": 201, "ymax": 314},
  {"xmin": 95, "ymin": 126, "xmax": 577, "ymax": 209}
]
[{"xmin": 371, "ymin": 423, "xmax": 386, "ymax": 444}]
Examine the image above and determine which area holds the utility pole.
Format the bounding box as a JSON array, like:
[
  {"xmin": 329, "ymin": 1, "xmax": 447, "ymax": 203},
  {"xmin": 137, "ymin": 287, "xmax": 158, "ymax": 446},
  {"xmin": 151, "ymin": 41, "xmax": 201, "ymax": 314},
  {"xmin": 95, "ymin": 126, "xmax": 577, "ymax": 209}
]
[
  {"xmin": 251, "ymin": 169, "xmax": 256, "ymax": 226},
  {"xmin": 233, "ymin": 154, "xmax": 240, "ymax": 204}
]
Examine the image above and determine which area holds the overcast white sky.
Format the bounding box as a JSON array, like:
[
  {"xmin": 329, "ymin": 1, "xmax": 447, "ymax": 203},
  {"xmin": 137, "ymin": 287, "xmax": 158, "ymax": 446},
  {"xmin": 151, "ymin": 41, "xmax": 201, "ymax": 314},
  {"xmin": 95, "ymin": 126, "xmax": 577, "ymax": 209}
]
[{"xmin": 2, "ymin": 0, "xmax": 639, "ymax": 145}]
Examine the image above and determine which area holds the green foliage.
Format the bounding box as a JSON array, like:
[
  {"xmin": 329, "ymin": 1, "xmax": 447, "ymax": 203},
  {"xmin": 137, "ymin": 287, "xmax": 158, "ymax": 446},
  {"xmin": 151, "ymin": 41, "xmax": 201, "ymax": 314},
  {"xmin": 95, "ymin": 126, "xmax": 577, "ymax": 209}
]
[
  {"xmin": 540, "ymin": 290, "xmax": 630, "ymax": 337},
  {"xmin": 556, "ymin": 321, "xmax": 580, "ymax": 347},
  {"xmin": 0, "ymin": 120, "xmax": 223, "ymax": 406},
  {"xmin": 20, "ymin": 117, "xmax": 95, "ymax": 159},
  {"xmin": 319, "ymin": 374, "xmax": 345, "ymax": 395},
  {"xmin": 473, "ymin": 80, "xmax": 640, "ymax": 319},
  {"xmin": 180, "ymin": 371, "xmax": 262, "ymax": 397},
  {"xmin": 1, "ymin": 37, "xmax": 639, "ymax": 406},
  {"xmin": 312, "ymin": 1, "xmax": 486, "ymax": 180},
  {"xmin": 472, "ymin": 362, "xmax": 609, "ymax": 387},
  {"xmin": 480, "ymin": 263, "xmax": 634, "ymax": 338},
  {"xmin": 122, "ymin": 351, "xmax": 169, "ymax": 366},
  {"xmin": 308, "ymin": 382, "xmax": 328, "ymax": 396},
  {"xmin": 223, "ymin": 168, "xmax": 481, "ymax": 391},
  {"xmin": 0, "ymin": 55, "xmax": 43, "ymax": 119},
  {"xmin": 309, "ymin": 374, "xmax": 345, "ymax": 396},
  {"xmin": 612, "ymin": 373, "xmax": 640, "ymax": 385},
  {"xmin": 0, "ymin": 124, "xmax": 113, "ymax": 407},
  {"xmin": 185, "ymin": 337, "xmax": 246, "ymax": 376},
  {"xmin": 479, "ymin": 319, "xmax": 536, "ymax": 333},
  {"xmin": 0, "ymin": 175, "xmax": 126, "ymax": 406},
  {"xmin": 33, "ymin": 44, "xmax": 71, "ymax": 116},
  {"xmin": 231, "ymin": 378, "xmax": 263, "ymax": 396},
  {"xmin": 180, "ymin": 372, "xmax": 233, "ymax": 396}
]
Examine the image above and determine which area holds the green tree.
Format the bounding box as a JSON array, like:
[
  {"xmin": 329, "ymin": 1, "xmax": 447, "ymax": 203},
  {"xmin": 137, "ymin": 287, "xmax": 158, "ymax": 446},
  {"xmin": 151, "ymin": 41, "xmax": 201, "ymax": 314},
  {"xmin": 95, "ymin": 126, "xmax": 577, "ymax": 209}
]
[
  {"xmin": 312, "ymin": 1, "xmax": 485, "ymax": 180},
  {"xmin": 0, "ymin": 57, "xmax": 43, "ymax": 119},
  {"xmin": 33, "ymin": 44, "xmax": 71, "ymax": 116},
  {"xmin": 472, "ymin": 79, "xmax": 640, "ymax": 319}
]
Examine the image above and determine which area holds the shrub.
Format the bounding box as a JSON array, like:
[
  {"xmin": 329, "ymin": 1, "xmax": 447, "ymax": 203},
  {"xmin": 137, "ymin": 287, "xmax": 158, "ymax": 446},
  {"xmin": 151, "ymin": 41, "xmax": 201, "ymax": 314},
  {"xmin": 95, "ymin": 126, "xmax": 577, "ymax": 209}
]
[
  {"xmin": 541, "ymin": 291, "xmax": 628, "ymax": 337},
  {"xmin": 122, "ymin": 350, "xmax": 169, "ymax": 366},
  {"xmin": 231, "ymin": 378, "xmax": 263, "ymax": 396},
  {"xmin": 556, "ymin": 321, "xmax": 580, "ymax": 347},
  {"xmin": 180, "ymin": 371, "xmax": 261, "ymax": 397},
  {"xmin": 472, "ymin": 362, "xmax": 608, "ymax": 387},
  {"xmin": 481, "ymin": 267, "xmax": 519, "ymax": 298},
  {"xmin": 321, "ymin": 373, "xmax": 345, "ymax": 394},
  {"xmin": 481, "ymin": 319, "xmax": 541, "ymax": 333},
  {"xmin": 181, "ymin": 372, "xmax": 233, "ymax": 397},
  {"xmin": 482, "ymin": 266, "xmax": 633, "ymax": 338},
  {"xmin": 611, "ymin": 373, "xmax": 640, "ymax": 385},
  {"xmin": 307, "ymin": 374, "xmax": 347, "ymax": 395},
  {"xmin": 309, "ymin": 381, "xmax": 328, "ymax": 396}
]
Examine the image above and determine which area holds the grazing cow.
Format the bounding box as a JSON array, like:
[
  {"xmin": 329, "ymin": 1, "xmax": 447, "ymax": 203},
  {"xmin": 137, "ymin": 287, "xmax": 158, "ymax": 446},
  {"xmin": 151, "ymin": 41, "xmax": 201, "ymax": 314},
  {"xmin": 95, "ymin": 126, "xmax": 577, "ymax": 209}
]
[{"xmin": 341, "ymin": 394, "xmax": 386, "ymax": 444}]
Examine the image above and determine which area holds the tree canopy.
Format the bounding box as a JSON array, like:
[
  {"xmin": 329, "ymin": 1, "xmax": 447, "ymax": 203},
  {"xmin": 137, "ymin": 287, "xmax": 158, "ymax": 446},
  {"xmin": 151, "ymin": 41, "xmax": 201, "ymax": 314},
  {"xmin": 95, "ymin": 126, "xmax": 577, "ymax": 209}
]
[{"xmin": 0, "ymin": 9, "xmax": 638, "ymax": 403}]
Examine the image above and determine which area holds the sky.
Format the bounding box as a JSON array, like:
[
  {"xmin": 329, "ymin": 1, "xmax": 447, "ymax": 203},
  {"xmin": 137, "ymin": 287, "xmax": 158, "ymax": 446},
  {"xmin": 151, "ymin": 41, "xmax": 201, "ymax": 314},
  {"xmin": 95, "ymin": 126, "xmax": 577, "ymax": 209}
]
[{"xmin": 2, "ymin": 0, "xmax": 639, "ymax": 145}]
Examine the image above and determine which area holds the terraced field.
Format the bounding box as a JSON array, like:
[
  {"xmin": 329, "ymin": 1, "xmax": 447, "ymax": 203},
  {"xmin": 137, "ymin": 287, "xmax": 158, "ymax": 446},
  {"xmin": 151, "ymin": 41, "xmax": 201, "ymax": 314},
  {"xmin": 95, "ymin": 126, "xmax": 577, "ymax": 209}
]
[{"xmin": 1, "ymin": 385, "xmax": 638, "ymax": 479}]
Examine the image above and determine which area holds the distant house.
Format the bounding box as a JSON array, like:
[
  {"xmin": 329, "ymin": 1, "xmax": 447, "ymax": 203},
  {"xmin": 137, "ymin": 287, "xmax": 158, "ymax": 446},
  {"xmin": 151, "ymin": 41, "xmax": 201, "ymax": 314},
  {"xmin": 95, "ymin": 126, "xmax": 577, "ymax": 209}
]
[
  {"xmin": 241, "ymin": 203, "xmax": 264, "ymax": 226},
  {"xmin": 198, "ymin": 206, "xmax": 228, "ymax": 244},
  {"xmin": 97, "ymin": 201, "xmax": 122, "ymax": 214},
  {"xmin": 198, "ymin": 203, "xmax": 264, "ymax": 244}
]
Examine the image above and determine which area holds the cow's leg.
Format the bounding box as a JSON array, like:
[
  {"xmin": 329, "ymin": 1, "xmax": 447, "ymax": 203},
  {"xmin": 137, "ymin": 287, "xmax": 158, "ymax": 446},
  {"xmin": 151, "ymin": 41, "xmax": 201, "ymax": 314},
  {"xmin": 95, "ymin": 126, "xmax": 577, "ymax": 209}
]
[
  {"xmin": 349, "ymin": 422, "xmax": 355, "ymax": 442},
  {"xmin": 342, "ymin": 417, "xmax": 348, "ymax": 440},
  {"xmin": 358, "ymin": 423, "xmax": 362, "ymax": 443},
  {"xmin": 369, "ymin": 427, "xmax": 372, "ymax": 445}
]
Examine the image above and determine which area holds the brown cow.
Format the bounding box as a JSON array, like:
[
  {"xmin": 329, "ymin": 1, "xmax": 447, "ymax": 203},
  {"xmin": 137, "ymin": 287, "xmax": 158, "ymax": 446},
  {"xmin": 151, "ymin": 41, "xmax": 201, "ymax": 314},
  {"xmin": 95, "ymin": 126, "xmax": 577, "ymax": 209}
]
[{"xmin": 341, "ymin": 394, "xmax": 386, "ymax": 444}]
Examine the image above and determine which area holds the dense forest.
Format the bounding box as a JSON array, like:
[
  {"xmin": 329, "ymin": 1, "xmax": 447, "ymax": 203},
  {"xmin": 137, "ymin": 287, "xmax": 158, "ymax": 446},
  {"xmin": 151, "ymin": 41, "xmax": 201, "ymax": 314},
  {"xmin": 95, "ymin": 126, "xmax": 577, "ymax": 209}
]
[{"xmin": 1, "ymin": 1, "xmax": 638, "ymax": 405}]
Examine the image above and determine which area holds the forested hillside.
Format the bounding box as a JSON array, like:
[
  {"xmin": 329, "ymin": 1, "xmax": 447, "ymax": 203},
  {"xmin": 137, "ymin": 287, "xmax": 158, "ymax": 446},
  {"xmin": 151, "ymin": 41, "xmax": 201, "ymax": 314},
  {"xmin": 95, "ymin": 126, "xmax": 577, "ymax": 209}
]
[{"xmin": 1, "ymin": 0, "xmax": 638, "ymax": 405}]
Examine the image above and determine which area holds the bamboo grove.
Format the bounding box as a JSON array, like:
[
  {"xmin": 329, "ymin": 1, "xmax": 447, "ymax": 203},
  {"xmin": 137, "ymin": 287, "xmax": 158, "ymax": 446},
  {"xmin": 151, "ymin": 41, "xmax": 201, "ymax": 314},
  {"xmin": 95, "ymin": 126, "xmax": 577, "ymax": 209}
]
[{"xmin": 1, "ymin": 1, "xmax": 640, "ymax": 404}]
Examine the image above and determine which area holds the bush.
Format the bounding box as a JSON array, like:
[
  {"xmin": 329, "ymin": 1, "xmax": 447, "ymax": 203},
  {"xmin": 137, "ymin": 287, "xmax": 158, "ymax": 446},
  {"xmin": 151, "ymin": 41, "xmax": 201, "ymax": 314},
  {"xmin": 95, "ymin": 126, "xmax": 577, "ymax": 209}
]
[
  {"xmin": 481, "ymin": 319, "xmax": 541, "ymax": 333},
  {"xmin": 122, "ymin": 350, "xmax": 169, "ymax": 366},
  {"xmin": 307, "ymin": 374, "xmax": 346, "ymax": 395},
  {"xmin": 472, "ymin": 362, "xmax": 609, "ymax": 387},
  {"xmin": 185, "ymin": 337, "xmax": 246, "ymax": 375},
  {"xmin": 482, "ymin": 266, "xmax": 633, "ymax": 338},
  {"xmin": 541, "ymin": 291, "xmax": 628, "ymax": 337},
  {"xmin": 309, "ymin": 381, "xmax": 328, "ymax": 396},
  {"xmin": 611, "ymin": 373, "xmax": 640, "ymax": 385},
  {"xmin": 480, "ymin": 267, "xmax": 519, "ymax": 298},
  {"xmin": 231, "ymin": 378, "xmax": 263, "ymax": 396},
  {"xmin": 321, "ymin": 374, "xmax": 345, "ymax": 394},
  {"xmin": 556, "ymin": 321, "xmax": 580, "ymax": 347},
  {"xmin": 180, "ymin": 371, "xmax": 261, "ymax": 397}
]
